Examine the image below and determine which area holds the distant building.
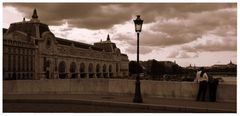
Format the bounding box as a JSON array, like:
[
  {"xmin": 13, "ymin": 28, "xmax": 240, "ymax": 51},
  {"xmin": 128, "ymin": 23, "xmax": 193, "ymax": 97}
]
[
  {"xmin": 184, "ymin": 61, "xmax": 237, "ymax": 76},
  {"xmin": 185, "ymin": 64, "xmax": 198, "ymax": 70},
  {"xmin": 3, "ymin": 9, "xmax": 129, "ymax": 80},
  {"xmin": 211, "ymin": 61, "xmax": 237, "ymax": 69}
]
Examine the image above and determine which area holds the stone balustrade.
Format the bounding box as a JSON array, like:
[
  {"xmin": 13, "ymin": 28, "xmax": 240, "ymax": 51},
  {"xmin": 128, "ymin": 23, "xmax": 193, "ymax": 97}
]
[{"xmin": 3, "ymin": 79, "xmax": 236, "ymax": 102}]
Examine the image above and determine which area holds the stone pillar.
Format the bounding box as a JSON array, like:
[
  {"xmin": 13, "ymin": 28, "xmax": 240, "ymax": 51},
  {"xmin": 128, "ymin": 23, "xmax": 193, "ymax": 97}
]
[
  {"xmin": 67, "ymin": 73, "xmax": 71, "ymax": 79},
  {"xmin": 93, "ymin": 73, "xmax": 96, "ymax": 78},
  {"xmin": 86, "ymin": 73, "xmax": 89, "ymax": 78},
  {"xmin": 53, "ymin": 72, "xmax": 57, "ymax": 79},
  {"xmin": 77, "ymin": 73, "xmax": 80, "ymax": 79},
  {"xmin": 112, "ymin": 73, "xmax": 116, "ymax": 78},
  {"xmin": 15, "ymin": 53, "xmax": 19, "ymax": 80},
  {"xmin": 29, "ymin": 51, "xmax": 32, "ymax": 79},
  {"xmin": 24, "ymin": 51, "xmax": 27, "ymax": 73}
]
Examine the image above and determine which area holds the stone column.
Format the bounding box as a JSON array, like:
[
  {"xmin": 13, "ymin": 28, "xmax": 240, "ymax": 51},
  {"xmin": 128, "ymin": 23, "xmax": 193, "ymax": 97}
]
[
  {"xmin": 85, "ymin": 62, "xmax": 89, "ymax": 78},
  {"xmin": 93, "ymin": 73, "xmax": 96, "ymax": 78},
  {"xmin": 67, "ymin": 73, "xmax": 71, "ymax": 79},
  {"xmin": 77, "ymin": 73, "xmax": 80, "ymax": 79},
  {"xmin": 86, "ymin": 72, "xmax": 89, "ymax": 78}
]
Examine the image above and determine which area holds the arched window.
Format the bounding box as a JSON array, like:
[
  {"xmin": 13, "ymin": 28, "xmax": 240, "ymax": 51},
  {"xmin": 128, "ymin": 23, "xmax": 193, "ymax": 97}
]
[
  {"xmin": 70, "ymin": 62, "xmax": 77, "ymax": 78},
  {"xmin": 58, "ymin": 61, "xmax": 66, "ymax": 79},
  {"xmin": 109, "ymin": 65, "xmax": 113, "ymax": 78},
  {"xmin": 103, "ymin": 64, "xmax": 107, "ymax": 78},
  {"xmin": 80, "ymin": 63, "xmax": 85, "ymax": 78},
  {"xmin": 88, "ymin": 63, "xmax": 94, "ymax": 78},
  {"xmin": 96, "ymin": 64, "xmax": 101, "ymax": 78}
]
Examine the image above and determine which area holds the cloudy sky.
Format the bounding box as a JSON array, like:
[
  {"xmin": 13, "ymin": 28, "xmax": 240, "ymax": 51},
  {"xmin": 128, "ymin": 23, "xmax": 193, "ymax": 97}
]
[{"xmin": 3, "ymin": 3, "xmax": 237, "ymax": 67}]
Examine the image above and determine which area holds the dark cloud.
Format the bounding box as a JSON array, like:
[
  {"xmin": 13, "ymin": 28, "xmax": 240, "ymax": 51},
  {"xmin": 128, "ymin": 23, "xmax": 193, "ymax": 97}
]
[
  {"xmin": 3, "ymin": 3, "xmax": 132, "ymax": 29},
  {"xmin": 3, "ymin": 3, "xmax": 236, "ymax": 30},
  {"xmin": 112, "ymin": 4, "xmax": 236, "ymax": 49},
  {"xmin": 4, "ymin": 3, "xmax": 237, "ymax": 56},
  {"xmin": 148, "ymin": 7, "xmax": 236, "ymax": 46}
]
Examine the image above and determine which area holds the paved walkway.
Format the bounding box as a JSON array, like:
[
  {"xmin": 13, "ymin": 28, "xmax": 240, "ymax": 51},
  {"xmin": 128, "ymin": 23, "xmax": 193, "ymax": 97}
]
[{"xmin": 3, "ymin": 94, "xmax": 236, "ymax": 113}]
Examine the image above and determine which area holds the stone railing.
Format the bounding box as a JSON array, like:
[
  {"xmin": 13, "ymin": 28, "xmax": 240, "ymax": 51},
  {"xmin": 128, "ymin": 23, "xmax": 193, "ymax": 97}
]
[{"xmin": 3, "ymin": 79, "xmax": 236, "ymax": 102}]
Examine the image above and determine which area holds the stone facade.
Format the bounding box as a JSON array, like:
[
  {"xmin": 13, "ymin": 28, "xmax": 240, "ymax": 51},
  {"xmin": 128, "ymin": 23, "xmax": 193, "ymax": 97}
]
[{"xmin": 3, "ymin": 9, "xmax": 129, "ymax": 80}]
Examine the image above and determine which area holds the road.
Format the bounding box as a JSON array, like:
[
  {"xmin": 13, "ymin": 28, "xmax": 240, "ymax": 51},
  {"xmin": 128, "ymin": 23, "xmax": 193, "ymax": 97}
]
[{"xmin": 3, "ymin": 94, "xmax": 236, "ymax": 113}]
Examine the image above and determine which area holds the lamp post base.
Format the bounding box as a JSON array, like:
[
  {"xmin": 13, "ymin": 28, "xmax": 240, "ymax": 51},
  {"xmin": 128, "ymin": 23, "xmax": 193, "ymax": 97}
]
[{"xmin": 133, "ymin": 80, "xmax": 143, "ymax": 103}]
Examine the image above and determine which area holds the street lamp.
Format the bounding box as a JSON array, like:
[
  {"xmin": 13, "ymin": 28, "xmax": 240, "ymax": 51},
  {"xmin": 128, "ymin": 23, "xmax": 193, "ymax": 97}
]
[{"xmin": 133, "ymin": 15, "xmax": 143, "ymax": 103}]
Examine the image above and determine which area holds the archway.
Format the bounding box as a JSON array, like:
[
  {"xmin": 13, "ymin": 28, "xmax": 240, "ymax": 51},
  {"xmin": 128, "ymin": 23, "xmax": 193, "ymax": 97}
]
[
  {"xmin": 45, "ymin": 60, "xmax": 50, "ymax": 79},
  {"xmin": 96, "ymin": 64, "xmax": 101, "ymax": 78},
  {"xmin": 103, "ymin": 64, "xmax": 107, "ymax": 78},
  {"xmin": 80, "ymin": 63, "xmax": 85, "ymax": 78},
  {"xmin": 88, "ymin": 63, "xmax": 94, "ymax": 78},
  {"xmin": 58, "ymin": 61, "xmax": 66, "ymax": 79},
  {"xmin": 70, "ymin": 62, "xmax": 77, "ymax": 78},
  {"xmin": 109, "ymin": 65, "xmax": 113, "ymax": 78}
]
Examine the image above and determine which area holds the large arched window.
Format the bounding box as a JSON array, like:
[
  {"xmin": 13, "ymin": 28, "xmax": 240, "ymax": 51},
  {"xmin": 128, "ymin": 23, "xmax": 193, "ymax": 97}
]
[
  {"xmin": 58, "ymin": 61, "xmax": 66, "ymax": 79},
  {"xmin": 70, "ymin": 62, "xmax": 77, "ymax": 78},
  {"xmin": 80, "ymin": 63, "xmax": 86, "ymax": 78},
  {"xmin": 88, "ymin": 63, "xmax": 94, "ymax": 78},
  {"xmin": 96, "ymin": 64, "xmax": 101, "ymax": 78},
  {"xmin": 103, "ymin": 64, "xmax": 107, "ymax": 78},
  {"xmin": 109, "ymin": 65, "xmax": 113, "ymax": 78}
]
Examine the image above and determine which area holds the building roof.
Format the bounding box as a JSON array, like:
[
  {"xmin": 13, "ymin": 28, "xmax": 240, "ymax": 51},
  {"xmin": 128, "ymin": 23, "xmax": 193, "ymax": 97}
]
[
  {"xmin": 7, "ymin": 22, "xmax": 50, "ymax": 38},
  {"xmin": 4, "ymin": 9, "xmax": 126, "ymax": 54},
  {"xmin": 93, "ymin": 34, "xmax": 117, "ymax": 52},
  {"xmin": 56, "ymin": 37, "xmax": 103, "ymax": 51},
  {"xmin": 3, "ymin": 28, "xmax": 7, "ymax": 35},
  {"xmin": 5, "ymin": 9, "xmax": 49, "ymax": 38}
]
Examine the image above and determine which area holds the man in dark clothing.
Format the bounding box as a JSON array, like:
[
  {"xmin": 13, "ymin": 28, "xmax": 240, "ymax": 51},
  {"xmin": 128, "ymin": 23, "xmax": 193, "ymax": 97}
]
[{"xmin": 208, "ymin": 77, "xmax": 223, "ymax": 102}]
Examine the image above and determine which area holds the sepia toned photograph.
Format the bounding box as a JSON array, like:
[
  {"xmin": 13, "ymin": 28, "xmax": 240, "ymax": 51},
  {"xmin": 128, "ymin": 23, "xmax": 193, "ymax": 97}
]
[{"xmin": 2, "ymin": 2, "xmax": 237, "ymax": 113}]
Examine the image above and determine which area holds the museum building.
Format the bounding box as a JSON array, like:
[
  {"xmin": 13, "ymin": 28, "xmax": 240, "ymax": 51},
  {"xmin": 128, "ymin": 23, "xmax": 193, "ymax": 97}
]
[{"xmin": 3, "ymin": 9, "xmax": 129, "ymax": 80}]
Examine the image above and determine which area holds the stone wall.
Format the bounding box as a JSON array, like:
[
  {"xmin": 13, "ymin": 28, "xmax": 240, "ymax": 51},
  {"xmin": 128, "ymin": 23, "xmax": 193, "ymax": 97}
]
[{"xmin": 3, "ymin": 79, "xmax": 236, "ymax": 102}]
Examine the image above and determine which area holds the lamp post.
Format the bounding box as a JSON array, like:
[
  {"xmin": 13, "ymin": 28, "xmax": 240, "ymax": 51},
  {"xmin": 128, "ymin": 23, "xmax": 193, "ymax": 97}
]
[{"xmin": 133, "ymin": 15, "xmax": 143, "ymax": 103}]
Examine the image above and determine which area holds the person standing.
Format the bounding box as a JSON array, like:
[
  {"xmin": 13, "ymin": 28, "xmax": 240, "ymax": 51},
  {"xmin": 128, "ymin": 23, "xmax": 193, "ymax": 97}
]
[{"xmin": 194, "ymin": 67, "xmax": 208, "ymax": 101}]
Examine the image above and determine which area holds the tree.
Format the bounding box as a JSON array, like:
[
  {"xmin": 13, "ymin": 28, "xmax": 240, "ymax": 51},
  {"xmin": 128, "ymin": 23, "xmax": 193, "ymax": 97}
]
[
  {"xmin": 129, "ymin": 61, "xmax": 143, "ymax": 75},
  {"xmin": 150, "ymin": 59, "xmax": 159, "ymax": 75}
]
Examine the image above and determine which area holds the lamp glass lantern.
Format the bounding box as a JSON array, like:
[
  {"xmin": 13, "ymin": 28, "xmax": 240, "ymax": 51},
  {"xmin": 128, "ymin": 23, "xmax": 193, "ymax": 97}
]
[{"xmin": 134, "ymin": 15, "xmax": 143, "ymax": 33}]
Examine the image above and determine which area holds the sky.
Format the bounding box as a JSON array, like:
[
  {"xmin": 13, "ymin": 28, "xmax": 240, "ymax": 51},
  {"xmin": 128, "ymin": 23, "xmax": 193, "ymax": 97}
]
[{"xmin": 2, "ymin": 3, "xmax": 237, "ymax": 67}]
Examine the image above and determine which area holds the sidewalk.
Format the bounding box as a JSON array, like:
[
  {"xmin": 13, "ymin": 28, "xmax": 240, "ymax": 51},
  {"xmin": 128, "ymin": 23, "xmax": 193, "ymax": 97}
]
[{"xmin": 3, "ymin": 94, "xmax": 236, "ymax": 113}]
